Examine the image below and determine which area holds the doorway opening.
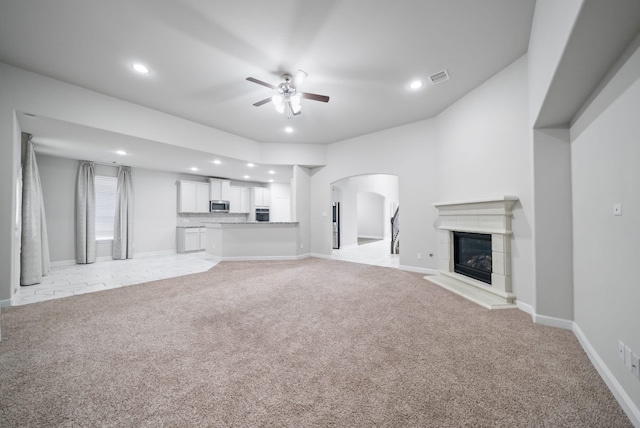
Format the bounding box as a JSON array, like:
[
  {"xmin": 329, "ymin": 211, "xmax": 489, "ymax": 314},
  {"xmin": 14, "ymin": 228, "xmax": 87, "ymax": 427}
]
[{"xmin": 330, "ymin": 174, "xmax": 399, "ymax": 268}]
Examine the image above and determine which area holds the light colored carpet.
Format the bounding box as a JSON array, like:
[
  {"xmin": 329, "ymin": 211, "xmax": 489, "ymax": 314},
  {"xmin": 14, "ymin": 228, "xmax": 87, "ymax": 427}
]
[{"xmin": 0, "ymin": 258, "xmax": 632, "ymax": 427}]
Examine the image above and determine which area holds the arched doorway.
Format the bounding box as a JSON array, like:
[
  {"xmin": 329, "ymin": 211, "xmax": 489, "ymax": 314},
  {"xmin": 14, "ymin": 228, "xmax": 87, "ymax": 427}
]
[{"xmin": 330, "ymin": 174, "xmax": 399, "ymax": 267}]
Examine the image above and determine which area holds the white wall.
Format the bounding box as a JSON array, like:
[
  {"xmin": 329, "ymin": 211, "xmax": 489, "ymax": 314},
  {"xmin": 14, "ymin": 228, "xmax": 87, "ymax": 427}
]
[
  {"xmin": 531, "ymin": 128, "xmax": 573, "ymax": 321},
  {"xmin": 528, "ymin": 0, "xmax": 584, "ymax": 126},
  {"xmin": 435, "ymin": 55, "xmax": 535, "ymax": 305},
  {"xmin": 269, "ymin": 182, "xmax": 291, "ymax": 223},
  {"xmin": 292, "ymin": 166, "xmax": 311, "ymax": 255},
  {"xmin": 36, "ymin": 154, "xmax": 78, "ymax": 262},
  {"xmin": 310, "ymin": 119, "xmax": 439, "ymax": 271},
  {"xmin": 36, "ymin": 152, "xmax": 218, "ymax": 262},
  {"xmin": 357, "ymin": 192, "xmax": 384, "ymax": 239},
  {"xmin": 571, "ymin": 38, "xmax": 640, "ymax": 415}
]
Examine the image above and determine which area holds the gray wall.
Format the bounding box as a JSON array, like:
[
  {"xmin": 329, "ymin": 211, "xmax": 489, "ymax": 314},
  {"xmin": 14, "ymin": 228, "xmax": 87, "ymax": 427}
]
[
  {"xmin": 571, "ymin": 35, "xmax": 640, "ymax": 412},
  {"xmin": 37, "ymin": 154, "xmax": 78, "ymax": 262}
]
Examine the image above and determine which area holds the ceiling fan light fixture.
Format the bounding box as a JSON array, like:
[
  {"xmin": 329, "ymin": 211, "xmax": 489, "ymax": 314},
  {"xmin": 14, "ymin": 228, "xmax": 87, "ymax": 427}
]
[
  {"xmin": 272, "ymin": 94, "xmax": 285, "ymax": 113},
  {"xmin": 290, "ymin": 93, "xmax": 302, "ymax": 114}
]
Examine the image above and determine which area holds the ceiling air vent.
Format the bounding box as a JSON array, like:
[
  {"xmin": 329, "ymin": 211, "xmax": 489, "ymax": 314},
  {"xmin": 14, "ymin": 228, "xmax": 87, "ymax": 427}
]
[{"xmin": 429, "ymin": 70, "xmax": 450, "ymax": 85}]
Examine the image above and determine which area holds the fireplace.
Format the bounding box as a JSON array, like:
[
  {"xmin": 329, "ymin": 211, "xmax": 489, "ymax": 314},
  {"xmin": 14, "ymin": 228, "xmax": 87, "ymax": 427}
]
[
  {"xmin": 428, "ymin": 197, "xmax": 518, "ymax": 309},
  {"xmin": 453, "ymin": 232, "xmax": 492, "ymax": 284}
]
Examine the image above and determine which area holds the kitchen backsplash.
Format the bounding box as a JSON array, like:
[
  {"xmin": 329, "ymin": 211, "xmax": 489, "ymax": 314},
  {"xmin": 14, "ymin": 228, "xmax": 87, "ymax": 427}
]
[{"xmin": 177, "ymin": 213, "xmax": 249, "ymax": 226}]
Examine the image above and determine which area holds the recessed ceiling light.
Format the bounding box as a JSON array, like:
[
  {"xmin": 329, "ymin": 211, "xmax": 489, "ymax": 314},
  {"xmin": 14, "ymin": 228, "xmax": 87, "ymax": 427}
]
[
  {"xmin": 409, "ymin": 80, "xmax": 424, "ymax": 90},
  {"xmin": 116, "ymin": 150, "xmax": 127, "ymax": 155},
  {"xmin": 213, "ymin": 159, "xmax": 222, "ymax": 165},
  {"xmin": 132, "ymin": 63, "xmax": 150, "ymax": 74},
  {"xmin": 190, "ymin": 167, "xmax": 198, "ymax": 171},
  {"xmin": 284, "ymin": 126, "xmax": 293, "ymax": 133},
  {"xmin": 268, "ymin": 170, "xmax": 275, "ymax": 175},
  {"xmin": 243, "ymin": 175, "xmax": 250, "ymax": 179},
  {"xmin": 247, "ymin": 163, "xmax": 255, "ymax": 168},
  {"xmin": 269, "ymin": 179, "xmax": 274, "ymax": 183}
]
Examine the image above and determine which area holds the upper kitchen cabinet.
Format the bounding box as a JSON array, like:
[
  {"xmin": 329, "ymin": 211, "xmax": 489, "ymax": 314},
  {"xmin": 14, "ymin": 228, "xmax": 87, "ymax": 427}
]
[
  {"xmin": 253, "ymin": 187, "xmax": 271, "ymax": 207},
  {"xmin": 229, "ymin": 186, "xmax": 250, "ymax": 213},
  {"xmin": 209, "ymin": 178, "xmax": 231, "ymax": 201},
  {"xmin": 178, "ymin": 180, "xmax": 210, "ymax": 213}
]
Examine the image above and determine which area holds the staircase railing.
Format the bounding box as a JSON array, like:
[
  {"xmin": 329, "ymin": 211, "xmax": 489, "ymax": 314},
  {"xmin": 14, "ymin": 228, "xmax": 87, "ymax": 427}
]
[{"xmin": 390, "ymin": 206, "xmax": 400, "ymax": 254}]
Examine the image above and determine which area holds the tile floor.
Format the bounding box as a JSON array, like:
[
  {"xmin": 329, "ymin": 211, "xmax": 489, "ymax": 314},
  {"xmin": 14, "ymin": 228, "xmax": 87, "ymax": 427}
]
[
  {"xmin": 13, "ymin": 239, "xmax": 398, "ymax": 306},
  {"xmin": 330, "ymin": 239, "xmax": 400, "ymax": 268},
  {"xmin": 13, "ymin": 252, "xmax": 218, "ymax": 306}
]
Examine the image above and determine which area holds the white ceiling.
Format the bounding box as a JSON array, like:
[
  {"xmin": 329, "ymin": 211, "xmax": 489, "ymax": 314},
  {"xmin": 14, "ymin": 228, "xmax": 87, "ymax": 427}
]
[{"xmin": 0, "ymin": 0, "xmax": 535, "ymax": 180}]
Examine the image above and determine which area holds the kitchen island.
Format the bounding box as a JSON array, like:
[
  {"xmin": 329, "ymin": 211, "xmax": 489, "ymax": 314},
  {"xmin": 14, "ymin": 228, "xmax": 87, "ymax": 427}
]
[{"xmin": 203, "ymin": 222, "xmax": 300, "ymax": 260}]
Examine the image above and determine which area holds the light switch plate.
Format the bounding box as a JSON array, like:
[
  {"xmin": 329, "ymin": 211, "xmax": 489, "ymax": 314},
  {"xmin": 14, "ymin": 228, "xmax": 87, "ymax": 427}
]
[
  {"xmin": 631, "ymin": 352, "xmax": 640, "ymax": 380},
  {"xmin": 613, "ymin": 203, "xmax": 622, "ymax": 216},
  {"xmin": 625, "ymin": 346, "xmax": 633, "ymax": 370},
  {"xmin": 619, "ymin": 341, "xmax": 626, "ymax": 362}
]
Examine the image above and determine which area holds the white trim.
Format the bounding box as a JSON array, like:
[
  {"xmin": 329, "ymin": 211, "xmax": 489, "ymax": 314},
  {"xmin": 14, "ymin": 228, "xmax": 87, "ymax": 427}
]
[
  {"xmin": 50, "ymin": 259, "xmax": 77, "ymax": 267},
  {"xmin": 0, "ymin": 298, "xmax": 12, "ymax": 308},
  {"xmin": 50, "ymin": 250, "xmax": 180, "ymax": 267},
  {"xmin": 573, "ymin": 323, "xmax": 640, "ymax": 427},
  {"xmin": 533, "ymin": 314, "xmax": 574, "ymax": 330},
  {"xmin": 309, "ymin": 253, "xmax": 332, "ymax": 260},
  {"xmin": 133, "ymin": 250, "xmax": 177, "ymax": 258},
  {"xmin": 399, "ymin": 265, "xmax": 438, "ymax": 275},
  {"xmin": 358, "ymin": 235, "xmax": 384, "ymax": 240},
  {"xmin": 516, "ymin": 299, "xmax": 534, "ymax": 317},
  {"xmin": 514, "ymin": 300, "xmax": 574, "ymax": 330}
]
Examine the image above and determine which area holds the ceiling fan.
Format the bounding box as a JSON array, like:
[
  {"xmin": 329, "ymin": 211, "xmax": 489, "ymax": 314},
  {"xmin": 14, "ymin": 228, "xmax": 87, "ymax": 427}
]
[{"xmin": 246, "ymin": 70, "xmax": 329, "ymax": 118}]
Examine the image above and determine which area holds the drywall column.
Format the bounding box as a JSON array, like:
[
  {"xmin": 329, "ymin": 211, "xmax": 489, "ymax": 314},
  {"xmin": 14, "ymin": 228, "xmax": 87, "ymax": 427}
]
[
  {"xmin": 292, "ymin": 166, "xmax": 311, "ymax": 256},
  {"xmin": 0, "ymin": 107, "xmax": 20, "ymax": 307},
  {"xmin": 532, "ymin": 128, "xmax": 573, "ymax": 322}
]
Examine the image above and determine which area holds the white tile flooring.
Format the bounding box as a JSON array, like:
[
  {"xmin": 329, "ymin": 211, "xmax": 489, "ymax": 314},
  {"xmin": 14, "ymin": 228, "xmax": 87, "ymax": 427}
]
[
  {"xmin": 13, "ymin": 253, "xmax": 219, "ymax": 306},
  {"xmin": 330, "ymin": 239, "xmax": 400, "ymax": 268},
  {"xmin": 13, "ymin": 239, "xmax": 398, "ymax": 306}
]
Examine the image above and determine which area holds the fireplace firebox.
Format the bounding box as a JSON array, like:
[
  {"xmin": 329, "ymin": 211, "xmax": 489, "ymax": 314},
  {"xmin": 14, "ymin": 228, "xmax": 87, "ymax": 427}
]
[{"xmin": 453, "ymin": 232, "xmax": 492, "ymax": 284}]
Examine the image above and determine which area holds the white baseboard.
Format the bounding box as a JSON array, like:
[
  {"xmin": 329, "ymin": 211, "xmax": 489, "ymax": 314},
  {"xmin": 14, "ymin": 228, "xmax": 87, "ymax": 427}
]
[
  {"xmin": 515, "ymin": 300, "xmax": 534, "ymax": 318},
  {"xmin": 50, "ymin": 259, "xmax": 77, "ymax": 267},
  {"xmin": 399, "ymin": 265, "xmax": 439, "ymax": 275},
  {"xmin": 358, "ymin": 235, "xmax": 384, "ymax": 240},
  {"xmin": 0, "ymin": 298, "xmax": 11, "ymax": 308},
  {"xmin": 533, "ymin": 313, "xmax": 574, "ymax": 330},
  {"xmin": 309, "ymin": 253, "xmax": 332, "ymax": 260},
  {"xmin": 514, "ymin": 302, "xmax": 639, "ymax": 425},
  {"xmin": 50, "ymin": 250, "xmax": 179, "ymax": 267},
  {"xmin": 133, "ymin": 250, "xmax": 177, "ymax": 258},
  {"xmin": 573, "ymin": 323, "xmax": 640, "ymax": 427}
]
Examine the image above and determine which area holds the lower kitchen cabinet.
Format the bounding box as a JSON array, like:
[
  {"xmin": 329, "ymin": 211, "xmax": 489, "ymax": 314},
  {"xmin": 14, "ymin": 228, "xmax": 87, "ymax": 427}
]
[{"xmin": 177, "ymin": 227, "xmax": 206, "ymax": 253}]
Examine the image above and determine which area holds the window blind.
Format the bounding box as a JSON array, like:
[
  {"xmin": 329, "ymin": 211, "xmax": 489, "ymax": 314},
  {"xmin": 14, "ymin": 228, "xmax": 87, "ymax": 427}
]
[{"xmin": 95, "ymin": 175, "xmax": 117, "ymax": 240}]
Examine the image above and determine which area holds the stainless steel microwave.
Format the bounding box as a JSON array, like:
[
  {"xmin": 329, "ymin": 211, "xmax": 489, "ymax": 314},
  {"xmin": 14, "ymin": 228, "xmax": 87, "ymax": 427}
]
[{"xmin": 210, "ymin": 200, "xmax": 230, "ymax": 213}]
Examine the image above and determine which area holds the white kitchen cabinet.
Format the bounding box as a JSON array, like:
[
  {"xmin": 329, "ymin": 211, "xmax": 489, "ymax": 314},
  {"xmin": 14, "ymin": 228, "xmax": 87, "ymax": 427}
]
[
  {"xmin": 178, "ymin": 180, "xmax": 210, "ymax": 213},
  {"xmin": 229, "ymin": 186, "xmax": 250, "ymax": 213},
  {"xmin": 253, "ymin": 187, "xmax": 271, "ymax": 207},
  {"xmin": 177, "ymin": 227, "xmax": 207, "ymax": 253},
  {"xmin": 209, "ymin": 178, "xmax": 231, "ymax": 201}
]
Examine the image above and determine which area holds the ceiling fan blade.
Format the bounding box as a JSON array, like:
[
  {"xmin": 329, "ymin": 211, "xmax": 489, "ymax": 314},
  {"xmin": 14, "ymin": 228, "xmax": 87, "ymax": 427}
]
[
  {"xmin": 292, "ymin": 69, "xmax": 308, "ymax": 88},
  {"xmin": 301, "ymin": 92, "xmax": 330, "ymax": 103},
  {"xmin": 253, "ymin": 97, "xmax": 272, "ymax": 107},
  {"xmin": 246, "ymin": 77, "xmax": 276, "ymax": 90}
]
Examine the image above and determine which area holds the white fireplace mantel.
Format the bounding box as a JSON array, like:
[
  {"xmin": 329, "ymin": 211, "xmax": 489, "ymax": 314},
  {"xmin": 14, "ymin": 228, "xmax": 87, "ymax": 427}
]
[{"xmin": 427, "ymin": 196, "xmax": 519, "ymax": 309}]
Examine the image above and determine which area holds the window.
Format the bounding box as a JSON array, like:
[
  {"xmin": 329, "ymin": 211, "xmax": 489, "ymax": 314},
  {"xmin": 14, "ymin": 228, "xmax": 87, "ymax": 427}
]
[{"xmin": 95, "ymin": 175, "xmax": 117, "ymax": 240}]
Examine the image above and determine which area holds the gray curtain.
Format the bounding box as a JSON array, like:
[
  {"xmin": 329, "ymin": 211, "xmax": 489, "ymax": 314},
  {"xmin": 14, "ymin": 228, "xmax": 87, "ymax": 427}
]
[
  {"xmin": 113, "ymin": 166, "xmax": 133, "ymax": 260},
  {"xmin": 20, "ymin": 134, "xmax": 51, "ymax": 285},
  {"xmin": 76, "ymin": 161, "xmax": 96, "ymax": 264}
]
